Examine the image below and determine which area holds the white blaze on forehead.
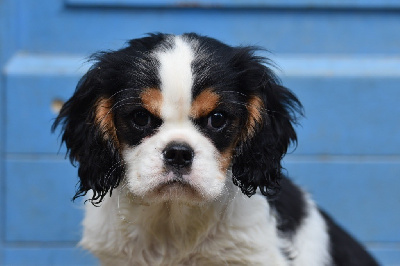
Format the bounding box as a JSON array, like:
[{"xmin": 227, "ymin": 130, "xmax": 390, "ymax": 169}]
[{"xmin": 156, "ymin": 36, "xmax": 194, "ymax": 122}]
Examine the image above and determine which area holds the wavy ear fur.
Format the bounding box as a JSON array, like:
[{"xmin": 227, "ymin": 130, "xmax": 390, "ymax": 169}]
[
  {"xmin": 52, "ymin": 67, "xmax": 123, "ymax": 205},
  {"xmin": 232, "ymin": 51, "xmax": 303, "ymax": 198},
  {"xmin": 52, "ymin": 34, "xmax": 166, "ymax": 204}
]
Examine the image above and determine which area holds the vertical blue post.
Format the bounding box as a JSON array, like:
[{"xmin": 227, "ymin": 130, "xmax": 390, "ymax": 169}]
[{"xmin": 0, "ymin": 0, "xmax": 20, "ymax": 263}]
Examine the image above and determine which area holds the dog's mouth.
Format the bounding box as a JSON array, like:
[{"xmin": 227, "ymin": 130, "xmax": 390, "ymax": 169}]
[
  {"xmin": 152, "ymin": 174, "xmax": 202, "ymax": 201},
  {"xmin": 157, "ymin": 181, "xmax": 187, "ymax": 192},
  {"xmin": 156, "ymin": 177, "xmax": 192, "ymax": 192}
]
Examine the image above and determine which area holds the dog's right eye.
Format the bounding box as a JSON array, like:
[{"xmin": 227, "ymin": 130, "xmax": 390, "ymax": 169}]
[
  {"xmin": 208, "ymin": 112, "xmax": 227, "ymax": 129},
  {"xmin": 132, "ymin": 110, "xmax": 151, "ymax": 127}
]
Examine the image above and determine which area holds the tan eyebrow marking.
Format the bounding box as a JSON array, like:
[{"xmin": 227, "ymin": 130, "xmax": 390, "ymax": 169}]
[
  {"xmin": 95, "ymin": 97, "xmax": 119, "ymax": 144},
  {"xmin": 140, "ymin": 88, "xmax": 163, "ymax": 117},
  {"xmin": 244, "ymin": 95, "xmax": 264, "ymax": 140},
  {"xmin": 190, "ymin": 89, "xmax": 220, "ymax": 119}
]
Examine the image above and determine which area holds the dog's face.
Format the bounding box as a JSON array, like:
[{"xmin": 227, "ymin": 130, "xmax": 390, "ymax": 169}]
[{"xmin": 53, "ymin": 33, "xmax": 302, "ymax": 205}]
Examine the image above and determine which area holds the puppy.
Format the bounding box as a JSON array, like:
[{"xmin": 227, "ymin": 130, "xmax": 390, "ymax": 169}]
[{"xmin": 53, "ymin": 33, "xmax": 378, "ymax": 265}]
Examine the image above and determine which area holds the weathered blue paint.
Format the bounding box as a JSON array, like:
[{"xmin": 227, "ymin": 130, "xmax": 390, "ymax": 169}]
[
  {"xmin": 0, "ymin": 0, "xmax": 21, "ymax": 262},
  {"xmin": 4, "ymin": 54, "xmax": 88, "ymax": 154},
  {"xmin": 16, "ymin": 7, "xmax": 400, "ymax": 55},
  {"xmin": 285, "ymin": 75, "xmax": 400, "ymax": 155},
  {"xmin": 0, "ymin": 0, "xmax": 399, "ymax": 264},
  {"xmin": 4, "ymin": 247, "xmax": 97, "ymax": 265},
  {"xmin": 5, "ymin": 159, "xmax": 82, "ymax": 242}
]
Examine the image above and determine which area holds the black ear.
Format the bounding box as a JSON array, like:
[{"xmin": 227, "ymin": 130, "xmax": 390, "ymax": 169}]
[
  {"xmin": 232, "ymin": 54, "xmax": 303, "ymax": 198},
  {"xmin": 52, "ymin": 66, "xmax": 123, "ymax": 205}
]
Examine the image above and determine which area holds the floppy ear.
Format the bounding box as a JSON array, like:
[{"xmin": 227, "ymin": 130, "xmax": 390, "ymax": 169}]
[
  {"xmin": 232, "ymin": 55, "xmax": 303, "ymax": 198},
  {"xmin": 52, "ymin": 66, "xmax": 124, "ymax": 205}
]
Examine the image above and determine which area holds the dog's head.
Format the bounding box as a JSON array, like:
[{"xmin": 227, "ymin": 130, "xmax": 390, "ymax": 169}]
[{"xmin": 53, "ymin": 33, "xmax": 302, "ymax": 205}]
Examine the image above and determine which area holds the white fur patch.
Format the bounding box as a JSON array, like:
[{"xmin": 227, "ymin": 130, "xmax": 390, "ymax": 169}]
[
  {"xmin": 157, "ymin": 36, "xmax": 194, "ymax": 122},
  {"xmin": 290, "ymin": 197, "xmax": 332, "ymax": 266}
]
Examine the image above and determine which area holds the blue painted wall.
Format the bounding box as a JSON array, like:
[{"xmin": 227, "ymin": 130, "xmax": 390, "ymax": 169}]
[{"xmin": 1, "ymin": 0, "xmax": 399, "ymax": 265}]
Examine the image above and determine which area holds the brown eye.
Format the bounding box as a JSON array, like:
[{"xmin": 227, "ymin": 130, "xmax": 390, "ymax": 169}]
[
  {"xmin": 208, "ymin": 112, "xmax": 227, "ymax": 129},
  {"xmin": 133, "ymin": 110, "xmax": 151, "ymax": 127}
]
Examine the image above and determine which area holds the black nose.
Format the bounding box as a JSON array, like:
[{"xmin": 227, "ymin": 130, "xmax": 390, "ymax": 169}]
[{"xmin": 163, "ymin": 142, "xmax": 194, "ymax": 169}]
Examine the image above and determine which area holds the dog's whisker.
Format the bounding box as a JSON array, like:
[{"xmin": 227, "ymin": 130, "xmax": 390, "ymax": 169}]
[
  {"xmin": 227, "ymin": 100, "xmax": 297, "ymax": 119},
  {"xmin": 107, "ymin": 88, "xmax": 142, "ymax": 100},
  {"xmin": 105, "ymin": 159, "xmax": 126, "ymax": 176},
  {"xmin": 217, "ymin": 90, "xmax": 247, "ymax": 97},
  {"xmin": 104, "ymin": 160, "xmax": 126, "ymax": 177}
]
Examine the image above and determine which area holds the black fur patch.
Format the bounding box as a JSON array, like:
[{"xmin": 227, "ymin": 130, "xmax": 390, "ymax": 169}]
[{"xmin": 268, "ymin": 177, "xmax": 307, "ymax": 234}]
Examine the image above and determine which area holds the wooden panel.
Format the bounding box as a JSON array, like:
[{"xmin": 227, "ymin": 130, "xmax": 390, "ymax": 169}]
[
  {"xmin": 16, "ymin": 2, "xmax": 400, "ymax": 54},
  {"xmin": 0, "ymin": 0, "xmax": 19, "ymax": 261},
  {"xmin": 5, "ymin": 159, "xmax": 82, "ymax": 242},
  {"xmin": 0, "ymin": 0, "xmax": 19, "ymax": 67},
  {"xmin": 281, "ymin": 77, "xmax": 400, "ymax": 155},
  {"xmin": 5, "ymin": 55, "xmax": 87, "ymax": 154},
  {"xmin": 4, "ymin": 247, "xmax": 97, "ymax": 265}
]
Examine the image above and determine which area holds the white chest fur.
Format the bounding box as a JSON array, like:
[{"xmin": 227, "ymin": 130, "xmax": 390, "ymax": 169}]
[{"xmin": 80, "ymin": 184, "xmax": 290, "ymax": 266}]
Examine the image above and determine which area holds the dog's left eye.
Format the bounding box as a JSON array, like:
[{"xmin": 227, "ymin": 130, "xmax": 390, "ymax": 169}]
[
  {"xmin": 208, "ymin": 112, "xmax": 227, "ymax": 129},
  {"xmin": 132, "ymin": 110, "xmax": 151, "ymax": 127}
]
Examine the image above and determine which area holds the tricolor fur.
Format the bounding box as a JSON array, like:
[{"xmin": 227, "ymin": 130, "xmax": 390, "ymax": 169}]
[{"xmin": 53, "ymin": 33, "xmax": 378, "ymax": 265}]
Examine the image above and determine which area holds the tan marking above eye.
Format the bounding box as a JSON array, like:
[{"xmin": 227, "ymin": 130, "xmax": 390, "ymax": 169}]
[
  {"xmin": 190, "ymin": 89, "xmax": 220, "ymax": 119},
  {"xmin": 95, "ymin": 97, "xmax": 119, "ymax": 144},
  {"xmin": 140, "ymin": 88, "xmax": 163, "ymax": 117},
  {"xmin": 243, "ymin": 95, "xmax": 264, "ymax": 140}
]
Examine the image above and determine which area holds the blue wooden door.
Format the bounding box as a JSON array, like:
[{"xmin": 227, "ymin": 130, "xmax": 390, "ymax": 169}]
[{"xmin": 1, "ymin": 0, "xmax": 399, "ymax": 265}]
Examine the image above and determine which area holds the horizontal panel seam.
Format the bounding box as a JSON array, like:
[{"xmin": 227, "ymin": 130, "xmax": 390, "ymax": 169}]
[
  {"xmin": 64, "ymin": 0, "xmax": 400, "ymax": 10},
  {"xmin": 284, "ymin": 154, "xmax": 400, "ymax": 163},
  {"xmin": 3, "ymin": 241, "xmax": 79, "ymax": 247}
]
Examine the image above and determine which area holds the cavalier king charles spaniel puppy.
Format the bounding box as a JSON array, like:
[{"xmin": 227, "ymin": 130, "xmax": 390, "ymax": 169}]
[{"xmin": 53, "ymin": 33, "xmax": 378, "ymax": 265}]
